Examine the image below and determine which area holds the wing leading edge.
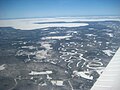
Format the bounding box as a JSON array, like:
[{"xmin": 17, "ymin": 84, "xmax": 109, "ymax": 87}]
[{"xmin": 91, "ymin": 47, "xmax": 120, "ymax": 90}]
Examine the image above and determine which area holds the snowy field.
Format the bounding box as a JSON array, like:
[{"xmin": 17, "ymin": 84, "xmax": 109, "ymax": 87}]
[
  {"xmin": 0, "ymin": 64, "xmax": 5, "ymax": 71},
  {"xmin": 41, "ymin": 36, "xmax": 72, "ymax": 40},
  {"xmin": 0, "ymin": 16, "xmax": 120, "ymax": 30}
]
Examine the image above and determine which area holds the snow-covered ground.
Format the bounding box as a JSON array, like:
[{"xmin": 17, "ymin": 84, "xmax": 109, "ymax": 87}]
[
  {"xmin": 42, "ymin": 36, "xmax": 72, "ymax": 40},
  {"xmin": 85, "ymin": 34, "xmax": 97, "ymax": 37},
  {"xmin": 41, "ymin": 42, "xmax": 52, "ymax": 50},
  {"xmin": 51, "ymin": 80, "xmax": 64, "ymax": 86},
  {"xmin": 21, "ymin": 46, "xmax": 36, "ymax": 49},
  {"xmin": 73, "ymin": 70, "xmax": 93, "ymax": 80},
  {"xmin": 0, "ymin": 19, "xmax": 88, "ymax": 30},
  {"xmin": 0, "ymin": 64, "xmax": 5, "ymax": 71},
  {"xmin": 35, "ymin": 50, "xmax": 48, "ymax": 59},
  {"xmin": 0, "ymin": 16, "xmax": 120, "ymax": 30},
  {"xmin": 87, "ymin": 61, "xmax": 104, "ymax": 70},
  {"xmin": 29, "ymin": 71, "xmax": 52, "ymax": 75},
  {"xmin": 103, "ymin": 50, "xmax": 115, "ymax": 56},
  {"xmin": 106, "ymin": 33, "xmax": 113, "ymax": 37}
]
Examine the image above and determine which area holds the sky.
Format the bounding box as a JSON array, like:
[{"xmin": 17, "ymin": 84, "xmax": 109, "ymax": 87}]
[{"xmin": 0, "ymin": 0, "xmax": 120, "ymax": 19}]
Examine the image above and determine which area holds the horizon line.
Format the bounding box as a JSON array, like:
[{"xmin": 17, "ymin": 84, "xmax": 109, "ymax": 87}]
[{"xmin": 0, "ymin": 15, "xmax": 120, "ymax": 20}]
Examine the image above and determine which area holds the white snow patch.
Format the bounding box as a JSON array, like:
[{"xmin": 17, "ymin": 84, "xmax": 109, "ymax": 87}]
[
  {"xmin": 41, "ymin": 82, "xmax": 47, "ymax": 86},
  {"xmin": 73, "ymin": 70, "xmax": 93, "ymax": 80},
  {"xmin": 0, "ymin": 18, "xmax": 88, "ymax": 30},
  {"xmin": 0, "ymin": 16, "xmax": 119, "ymax": 30},
  {"xmin": 21, "ymin": 46, "xmax": 36, "ymax": 49},
  {"xmin": 51, "ymin": 80, "xmax": 64, "ymax": 86},
  {"xmin": 35, "ymin": 50, "xmax": 47, "ymax": 59},
  {"xmin": 106, "ymin": 33, "xmax": 113, "ymax": 37},
  {"xmin": 42, "ymin": 36, "xmax": 72, "ymax": 40},
  {"xmin": 76, "ymin": 61, "xmax": 82, "ymax": 67},
  {"xmin": 85, "ymin": 34, "xmax": 97, "ymax": 37},
  {"xmin": 49, "ymin": 31, "xmax": 58, "ymax": 34},
  {"xmin": 103, "ymin": 50, "xmax": 114, "ymax": 56},
  {"xmin": 0, "ymin": 64, "xmax": 5, "ymax": 71},
  {"xmin": 29, "ymin": 71, "xmax": 52, "ymax": 75},
  {"xmin": 96, "ymin": 69, "xmax": 104, "ymax": 75},
  {"xmin": 41, "ymin": 42, "xmax": 52, "ymax": 50}
]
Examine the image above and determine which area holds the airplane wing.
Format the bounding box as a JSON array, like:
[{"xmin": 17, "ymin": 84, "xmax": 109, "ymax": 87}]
[{"xmin": 91, "ymin": 47, "xmax": 120, "ymax": 90}]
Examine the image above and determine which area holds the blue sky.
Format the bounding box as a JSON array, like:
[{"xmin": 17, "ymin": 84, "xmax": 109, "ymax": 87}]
[{"xmin": 0, "ymin": 0, "xmax": 120, "ymax": 19}]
